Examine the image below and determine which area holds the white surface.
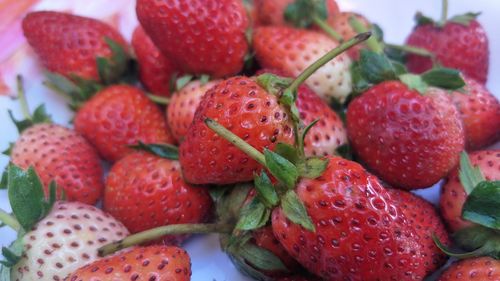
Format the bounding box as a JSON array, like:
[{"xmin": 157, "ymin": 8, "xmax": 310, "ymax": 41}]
[{"xmin": 0, "ymin": 1, "xmax": 499, "ymax": 280}]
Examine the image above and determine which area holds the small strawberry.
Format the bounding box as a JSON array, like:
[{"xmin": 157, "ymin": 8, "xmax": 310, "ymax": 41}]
[
  {"xmin": 22, "ymin": 11, "xmax": 129, "ymax": 83},
  {"xmin": 104, "ymin": 149, "xmax": 213, "ymax": 244},
  {"xmin": 405, "ymin": 9, "xmax": 489, "ymax": 84},
  {"xmin": 438, "ymin": 257, "xmax": 500, "ymax": 281},
  {"xmin": 74, "ymin": 85, "xmax": 175, "ymax": 162},
  {"xmin": 136, "ymin": 0, "xmax": 249, "ymax": 78},
  {"xmin": 167, "ymin": 79, "xmax": 221, "ymax": 142},
  {"xmin": 132, "ymin": 26, "xmax": 179, "ymax": 97},
  {"xmin": 66, "ymin": 245, "xmax": 191, "ymax": 281},
  {"xmin": 440, "ymin": 150, "xmax": 499, "ymax": 232},
  {"xmin": 253, "ymin": 26, "xmax": 352, "ymax": 103},
  {"xmin": 450, "ymin": 76, "xmax": 500, "ymax": 150},
  {"xmin": 255, "ymin": 0, "xmax": 339, "ymax": 27},
  {"xmin": 387, "ymin": 188, "xmax": 450, "ymax": 274}
]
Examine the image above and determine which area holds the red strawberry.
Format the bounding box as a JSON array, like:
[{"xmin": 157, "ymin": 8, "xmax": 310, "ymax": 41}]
[
  {"xmin": 66, "ymin": 245, "xmax": 191, "ymax": 281},
  {"xmin": 347, "ymin": 80, "xmax": 465, "ymax": 189},
  {"xmin": 167, "ymin": 80, "xmax": 221, "ymax": 142},
  {"xmin": 405, "ymin": 14, "xmax": 489, "ymax": 84},
  {"xmin": 272, "ymin": 156, "xmax": 427, "ymax": 280},
  {"xmin": 440, "ymin": 150, "xmax": 500, "ymax": 232},
  {"xmin": 387, "ymin": 188, "xmax": 450, "ymax": 274},
  {"xmin": 450, "ymin": 76, "xmax": 500, "ymax": 150},
  {"xmin": 22, "ymin": 11, "xmax": 128, "ymax": 82},
  {"xmin": 132, "ymin": 26, "xmax": 179, "ymax": 97},
  {"xmin": 11, "ymin": 123, "xmax": 103, "ymax": 204},
  {"xmin": 179, "ymin": 76, "xmax": 294, "ymax": 185},
  {"xmin": 74, "ymin": 85, "xmax": 175, "ymax": 162},
  {"xmin": 136, "ymin": 0, "xmax": 249, "ymax": 78},
  {"xmin": 104, "ymin": 151, "xmax": 213, "ymax": 244},
  {"xmin": 255, "ymin": 0, "xmax": 339, "ymax": 27},
  {"xmin": 253, "ymin": 26, "xmax": 352, "ymax": 103},
  {"xmin": 438, "ymin": 257, "xmax": 500, "ymax": 281},
  {"xmin": 330, "ymin": 12, "xmax": 372, "ymax": 59}
]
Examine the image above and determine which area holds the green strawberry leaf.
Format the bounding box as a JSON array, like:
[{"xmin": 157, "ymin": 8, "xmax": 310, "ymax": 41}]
[
  {"xmin": 421, "ymin": 68, "xmax": 465, "ymax": 90},
  {"xmin": 462, "ymin": 181, "xmax": 500, "ymax": 229},
  {"xmin": 302, "ymin": 119, "xmax": 319, "ymax": 144},
  {"xmin": 44, "ymin": 72, "xmax": 102, "ymax": 111},
  {"xmin": 256, "ymin": 73, "xmax": 293, "ymax": 97},
  {"xmin": 97, "ymin": 37, "xmax": 131, "ymax": 85},
  {"xmin": 199, "ymin": 74, "xmax": 210, "ymax": 86},
  {"xmin": 2, "ymin": 143, "xmax": 14, "ymax": 157},
  {"xmin": 235, "ymin": 197, "xmax": 270, "ymax": 231},
  {"xmin": 264, "ymin": 149, "xmax": 299, "ymax": 189},
  {"xmin": 216, "ymin": 184, "xmax": 253, "ymax": 224},
  {"xmin": 335, "ymin": 143, "xmax": 352, "ymax": 160},
  {"xmin": 8, "ymin": 104, "xmax": 52, "ymax": 134},
  {"xmin": 237, "ymin": 243, "xmax": 289, "ymax": 272},
  {"xmin": 399, "ymin": 73, "xmax": 428, "ymax": 94},
  {"xmin": 176, "ymin": 74, "xmax": 194, "ymax": 91},
  {"xmin": 449, "ymin": 12, "xmax": 481, "ymax": 26},
  {"xmin": 254, "ymin": 171, "xmax": 279, "ymax": 208},
  {"xmin": 130, "ymin": 141, "xmax": 179, "ymax": 160},
  {"xmin": 299, "ymin": 157, "xmax": 329, "ymax": 179},
  {"xmin": 415, "ymin": 12, "xmax": 435, "ymax": 26},
  {"xmin": 350, "ymin": 61, "xmax": 371, "ymax": 95},
  {"xmin": 0, "ymin": 237, "xmax": 23, "ymax": 280},
  {"xmin": 453, "ymin": 225, "xmax": 499, "ymax": 253},
  {"xmin": 372, "ymin": 23, "xmax": 384, "ymax": 42},
  {"xmin": 391, "ymin": 60, "xmax": 408, "ymax": 75},
  {"xmin": 209, "ymin": 185, "xmax": 231, "ymax": 203},
  {"xmin": 281, "ymin": 190, "xmax": 315, "ymax": 232},
  {"xmin": 0, "ymin": 168, "xmax": 6, "ymax": 190},
  {"xmin": 274, "ymin": 143, "xmax": 300, "ymax": 165},
  {"xmin": 359, "ymin": 49, "xmax": 398, "ymax": 84},
  {"xmin": 285, "ymin": 0, "xmax": 328, "ymax": 28},
  {"xmin": 459, "ymin": 152, "xmax": 485, "ymax": 194}
]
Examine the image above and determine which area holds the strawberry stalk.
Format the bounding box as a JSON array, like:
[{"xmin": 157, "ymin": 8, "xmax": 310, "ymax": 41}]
[
  {"xmin": 439, "ymin": 0, "xmax": 449, "ymax": 26},
  {"xmin": 312, "ymin": 16, "xmax": 343, "ymax": 42},
  {"xmin": 0, "ymin": 209, "xmax": 21, "ymax": 232},
  {"xmin": 147, "ymin": 94, "xmax": 170, "ymax": 105},
  {"xmin": 349, "ymin": 16, "xmax": 384, "ymax": 54},
  {"xmin": 384, "ymin": 43, "xmax": 435, "ymax": 58},
  {"xmin": 16, "ymin": 75, "xmax": 31, "ymax": 121}
]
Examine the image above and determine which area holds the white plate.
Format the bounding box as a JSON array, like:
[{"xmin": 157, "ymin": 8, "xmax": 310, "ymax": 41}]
[{"xmin": 0, "ymin": 0, "xmax": 499, "ymax": 280}]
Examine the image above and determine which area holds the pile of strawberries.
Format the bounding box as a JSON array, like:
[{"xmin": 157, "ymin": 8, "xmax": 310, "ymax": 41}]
[{"xmin": 0, "ymin": 0, "xmax": 499, "ymax": 280}]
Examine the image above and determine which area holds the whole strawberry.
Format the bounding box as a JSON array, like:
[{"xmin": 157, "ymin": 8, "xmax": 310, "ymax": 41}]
[
  {"xmin": 253, "ymin": 26, "xmax": 352, "ymax": 103},
  {"xmin": 74, "ymin": 85, "xmax": 175, "ymax": 162},
  {"xmin": 104, "ymin": 151, "xmax": 213, "ymax": 244},
  {"xmin": 22, "ymin": 11, "xmax": 129, "ymax": 82},
  {"xmin": 405, "ymin": 12, "xmax": 489, "ymax": 84},
  {"xmin": 67, "ymin": 245, "xmax": 191, "ymax": 281},
  {"xmin": 450, "ymin": 76, "xmax": 500, "ymax": 150},
  {"xmin": 255, "ymin": 0, "xmax": 339, "ymax": 27},
  {"xmin": 136, "ymin": 0, "xmax": 249, "ymax": 78},
  {"xmin": 167, "ymin": 79, "xmax": 221, "ymax": 142},
  {"xmin": 132, "ymin": 26, "xmax": 179, "ymax": 97},
  {"xmin": 438, "ymin": 257, "xmax": 500, "ymax": 281}
]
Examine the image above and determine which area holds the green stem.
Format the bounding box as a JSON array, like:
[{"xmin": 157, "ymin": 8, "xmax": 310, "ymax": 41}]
[
  {"xmin": 385, "ymin": 43, "xmax": 435, "ymax": 58},
  {"xmin": 98, "ymin": 223, "xmax": 233, "ymax": 257},
  {"xmin": 349, "ymin": 16, "xmax": 383, "ymax": 54},
  {"xmin": 439, "ymin": 0, "xmax": 449, "ymax": 26},
  {"xmin": 205, "ymin": 118, "xmax": 266, "ymax": 166},
  {"xmin": 0, "ymin": 209, "xmax": 21, "ymax": 232},
  {"xmin": 16, "ymin": 75, "xmax": 31, "ymax": 121},
  {"xmin": 147, "ymin": 94, "xmax": 170, "ymax": 105},
  {"xmin": 312, "ymin": 16, "xmax": 343, "ymax": 42}
]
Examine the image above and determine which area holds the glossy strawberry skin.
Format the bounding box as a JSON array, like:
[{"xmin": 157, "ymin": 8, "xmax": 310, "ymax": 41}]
[
  {"xmin": 255, "ymin": 0, "xmax": 339, "ymax": 27},
  {"xmin": 179, "ymin": 76, "xmax": 294, "ymax": 185},
  {"xmin": 11, "ymin": 124, "xmax": 103, "ymax": 205},
  {"xmin": 387, "ymin": 189, "xmax": 450, "ymax": 274},
  {"xmin": 272, "ymin": 156, "xmax": 426, "ymax": 281},
  {"xmin": 132, "ymin": 26, "xmax": 179, "ymax": 97},
  {"xmin": 22, "ymin": 11, "xmax": 128, "ymax": 81},
  {"xmin": 451, "ymin": 76, "xmax": 500, "ymax": 150},
  {"xmin": 440, "ymin": 150, "xmax": 500, "ymax": 232},
  {"xmin": 74, "ymin": 85, "xmax": 175, "ymax": 162},
  {"xmin": 347, "ymin": 81, "xmax": 465, "ymax": 189},
  {"xmin": 438, "ymin": 257, "xmax": 500, "ymax": 281},
  {"xmin": 104, "ymin": 152, "xmax": 213, "ymax": 244},
  {"xmin": 136, "ymin": 0, "xmax": 249, "ymax": 78},
  {"xmin": 406, "ymin": 20, "xmax": 489, "ymax": 84},
  {"xmin": 167, "ymin": 80, "xmax": 221, "ymax": 142},
  {"xmin": 66, "ymin": 246, "xmax": 191, "ymax": 281}
]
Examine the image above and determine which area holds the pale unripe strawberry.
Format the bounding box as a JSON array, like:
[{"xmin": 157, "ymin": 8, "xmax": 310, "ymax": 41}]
[{"xmin": 11, "ymin": 201, "xmax": 129, "ymax": 281}]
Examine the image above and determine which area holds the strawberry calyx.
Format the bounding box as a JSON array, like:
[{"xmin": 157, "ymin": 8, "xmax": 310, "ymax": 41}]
[{"xmin": 415, "ymin": 0, "xmax": 480, "ymax": 28}]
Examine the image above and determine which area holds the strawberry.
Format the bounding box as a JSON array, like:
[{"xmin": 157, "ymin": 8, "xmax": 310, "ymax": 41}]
[
  {"xmin": 104, "ymin": 151, "xmax": 213, "ymax": 244},
  {"xmin": 253, "ymin": 26, "xmax": 352, "ymax": 103},
  {"xmin": 74, "ymin": 85, "xmax": 175, "ymax": 162},
  {"xmin": 66, "ymin": 245, "xmax": 191, "ymax": 281},
  {"xmin": 22, "ymin": 11, "xmax": 129, "ymax": 82},
  {"xmin": 136, "ymin": 0, "xmax": 249, "ymax": 78},
  {"xmin": 330, "ymin": 12, "xmax": 372, "ymax": 59},
  {"xmin": 440, "ymin": 150, "xmax": 500, "ymax": 232},
  {"xmin": 405, "ymin": 12, "xmax": 489, "ymax": 84},
  {"xmin": 11, "ymin": 123, "xmax": 103, "ymax": 205},
  {"xmin": 387, "ymin": 188, "xmax": 450, "ymax": 274},
  {"xmin": 438, "ymin": 257, "xmax": 500, "ymax": 281},
  {"xmin": 132, "ymin": 26, "xmax": 179, "ymax": 97},
  {"xmin": 255, "ymin": 0, "xmax": 339, "ymax": 27},
  {"xmin": 167, "ymin": 79, "xmax": 221, "ymax": 142},
  {"xmin": 450, "ymin": 76, "xmax": 500, "ymax": 150},
  {"xmin": 271, "ymin": 156, "xmax": 427, "ymax": 280}
]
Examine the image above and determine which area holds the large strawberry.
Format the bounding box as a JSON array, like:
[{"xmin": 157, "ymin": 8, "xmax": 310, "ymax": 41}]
[
  {"xmin": 22, "ymin": 11, "xmax": 129, "ymax": 83},
  {"xmin": 67, "ymin": 245, "xmax": 191, "ymax": 281},
  {"xmin": 167, "ymin": 79, "xmax": 221, "ymax": 142},
  {"xmin": 438, "ymin": 257, "xmax": 500, "ymax": 281},
  {"xmin": 405, "ymin": 10, "xmax": 489, "ymax": 84},
  {"xmin": 136, "ymin": 0, "xmax": 249, "ymax": 78},
  {"xmin": 74, "ymin": 85, "xmax": 175, "ymax": 162},
  {"xmin": 104, "ymin": 149, "xmax": 213, "ymax": 244},
  {"xmin": 132, "ymin": 26, "xmax": 179, "ymax": 97},
  {"xmin": 0, "ymin": 164, "xmax": 129, "ymax": 281},
  {"xmin": 450, "ymin": 76, "xmax": 500, "ymax": 150},
  {"xmin": 253, "ymin": 26, "xmax": 352, "ymax": 103}
]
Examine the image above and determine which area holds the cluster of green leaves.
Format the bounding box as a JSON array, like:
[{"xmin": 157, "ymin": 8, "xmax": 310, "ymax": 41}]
[
  {"xmin": 284, "ymin": 0, "xmax": 328, "ymax": 29},
  {"xmin": 415, "ymin": 11, "xmax": 480, "ymax": 27}
]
